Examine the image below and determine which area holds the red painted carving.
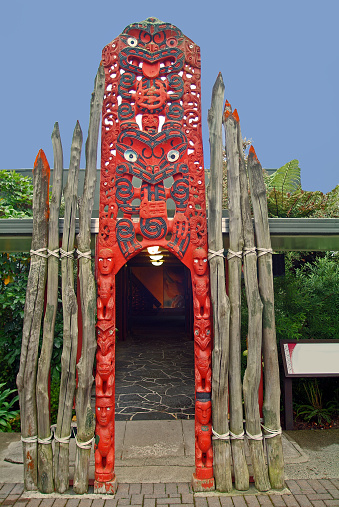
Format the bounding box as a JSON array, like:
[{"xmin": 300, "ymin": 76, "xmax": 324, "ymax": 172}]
[
  {"xmin": 95, "ymin": 397, "xmax": 115, "ymax": 482},
  {"xmin": 195, "ymin": 399, "xmax": 213, "ymax": 479},
  {"xmin": 96, "ymin": 17, "xmax": 214, "ymax": 488}
]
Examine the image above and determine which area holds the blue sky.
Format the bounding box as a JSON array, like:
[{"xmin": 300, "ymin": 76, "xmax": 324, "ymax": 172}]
[{"xmin": 1, "ymin": 0, "xmax": 338, "ymax": 193}]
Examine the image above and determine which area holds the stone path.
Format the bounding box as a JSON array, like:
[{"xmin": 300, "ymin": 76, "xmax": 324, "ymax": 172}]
[
  {"xmin": 2, "ymin": 480, "xmax": 339, "ymax": 506},
  {"xmin": 115, "ymin": 323, "xmax": 195, "ymax": 421}
]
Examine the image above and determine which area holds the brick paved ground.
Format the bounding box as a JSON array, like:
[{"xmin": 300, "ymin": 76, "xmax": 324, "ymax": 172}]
[{"xmin": 0, "ymin": 480, "xmax": 339, "ymax": 507}]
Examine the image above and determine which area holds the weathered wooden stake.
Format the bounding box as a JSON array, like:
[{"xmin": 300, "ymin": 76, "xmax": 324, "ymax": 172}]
[
  {"xmin": 36, "ymin": 123, "xmax": 63, "ymax": 493},
  {"xmin": 236, "ymin": 114, "xmax": 271, "ymax": 492},
  {"xmin": 207, "ymin": 73, "xmax": 233, "ymax": 492},
  {"xmin": 247, "ymin": 147, "xmax": 285, "ymax": 489},
  {"xmin": 17, "ymin": 150, "xmax": 50, "ymax": 490},
  {"xmin": 223, "ymin": 102, "xmax": 249, "ymax": 491},
  {"xmin": 54, "ymin": 122, "xmax": 82, "ymax": 493},
  {"xmin": 74, "ymin": 64, "xmax": 105, "ymax": 494}
]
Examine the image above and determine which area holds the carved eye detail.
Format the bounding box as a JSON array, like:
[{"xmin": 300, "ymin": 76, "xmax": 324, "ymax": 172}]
[
  {"xmin": 206, "ymin": 329, "xmax": 210, "ymax": 336},
  {"xmin": 195, "ymin": 329, "xmax": 199, "ymax": 335},
  {"xmin": 127, "ymin": 37, "xmax": 138, "ymax": 47},
  {"xmin": 124, "ymin": 149, "xmax": 138, "ymax": 162},
  {"xmin": 203, "ymin": 259, "xmax": 207, "ymax": 263},
  {"xmin": 167, "ymin": 37, "xmax": 177, "ymax": 47},
  {"xmin": 167, "ymin": 150, "xmax": 180, "ymax": 162},
  {"xmin": 97, "ymin": 407, "xmax": 101, "ymax": 411}
]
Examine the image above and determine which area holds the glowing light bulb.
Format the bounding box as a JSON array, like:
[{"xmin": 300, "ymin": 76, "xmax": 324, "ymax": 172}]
[
  {"xmin": 151, "ymin": 260, "xmax": 163, "ymax": 266},
  {"xmin": 147, "ymin": 246, "xmax": 160, "ymax": 255},
  {"xmin": 150, "ymin": 254, "xmax": 163, "ymax": 261}
]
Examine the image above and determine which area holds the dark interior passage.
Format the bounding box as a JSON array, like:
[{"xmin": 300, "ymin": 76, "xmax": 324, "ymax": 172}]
[{"xmin": 115, "ymin": 250, "xmax": 195, "ymax": 420}]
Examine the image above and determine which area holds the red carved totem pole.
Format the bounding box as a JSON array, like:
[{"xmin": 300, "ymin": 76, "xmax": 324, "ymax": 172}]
[{"xmin": 96, "ymin": 17, "xmax": 214, "ymax": 492}]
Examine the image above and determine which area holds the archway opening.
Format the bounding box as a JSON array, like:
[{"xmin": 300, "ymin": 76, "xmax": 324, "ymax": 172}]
[{"xmin": 114, "ymin": 249, "xmax": 195, "ymax": 421}]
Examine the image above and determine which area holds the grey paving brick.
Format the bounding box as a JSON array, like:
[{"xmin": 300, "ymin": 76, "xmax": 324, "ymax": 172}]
[
  {"xmin": 177, "ymin": 484, "xmax": 192, "ymax": 495},
  {"xmin": 307, "ymin": 480, "xmax": 328, "ymax": 494},
  {"xmin": 256, "ymin": 496, "xmax": 273, "ymax": 506},
  {"xmin": 141, "ymin": 485, "xmax": 154, "ymax": 495},
  {"xmin": 9, "ymin": 485, "xmax": 24, "ymax": 495},
  {"xmin": 328, "ymin": 490, "xmax": 339, "ymax": 500},
  {"xmin": 130, "ymin": 495, "xmax": 142, "ymax": 505},
  {"xmin": 51, "ymin": 499, "xmax": 67, "ymax": 507},
  {"xmin": 65, "ymin": 500, "xmax": 80, "ymax": 507},
  {"xmin": 115, "ymin": 485, "xmax": 130, "ymax": 499},
  {"xmin": 165, "ymin": 484, "xmax": 178, "ymax": 496},
  {"xmin": 218, "ymin": 498, "xmax": 233, "ymax": 507},
  {"xmin": 157, "ymin": 498, "xmax": 181, "ymax": 505},
  {"xmin": 34, "ymin": 500, "xmax": 54, "ymax": 507},
  {"xmin": 78, "ymin": 500, "xmax": 93, "ymax": 507},
  {"xmin": 268, "ymin": 496, "xmax": 286, "ymax": 507},
  {"xmin": 207, "ymin": 498, "xmax": 221, "ymax": 507},
  {"xmin": 179, "ymin": 504, "xmax": 195, "ymax": 507},
  {"xmin": 329, "ymin": 480, "xmax": 339, "ymax": 489},
  {"xmin": 311, "ymin": 501, "xmax": 326, "ymax": 507},
  {"xmin": 26, "ymin": 500, "xmax": 42, "ymax": 507},
  {"xmin": 182, "ymin": 494, "xmax": 194, "ymax": 504},
  {"xmin": 143, "ymin": 499, "xmax": 155, "ymax": 507},
  {"xmin": 324, "ymin": 501, "xmax": 339, "ymax": 507},
  {"xmin": 154, "ymin": 485, "xmax": 166, "ymax": 496},
  {"xmin": 117, "ymin": 500, "xmax": 130, "ymax": 506},
  {"xmin": 285, "ymin": 482, "xmax": 302, "ymax": 495},
  {"xmin": 103, "ymin": 499, "xmax": 118, "ymax": 507},
  {"xmin": 1, "ymin": 495, "xmax": 20, "ymax": 505},
  {"xmin": 293, "ymin": 496, "xmax": 312, "ymax": 507},
  {"xmin": 244, "ymin": 495, "xmax": 260, "ymax": 506},
  {"xmin": 0, "ymin": 485, "xmax": 16, "ymax": 498},
  {"xmin": 296, "ymin": 481, "xmax": 315, "ymax": 494},
  {"xmin": 129, "ymin": 485, "xmax": 141, "ymax": 495},
  {"xmin": 231, "ymin": 498, "xmax": 246, "ymax": 507},
  {"xmin": 281, "ymin": 495, "xmax": 299, "ymax": 507},
  {"xmin": 92, "ymin": 500, "xmax": 105, "ymax": 507},
  {"xmin": 194, "ymin": 498, "xmax": 208, "ymax": 507},
  {"xmin": 307, "ymin": 494, "xmax": 333, "ymax": 501}
]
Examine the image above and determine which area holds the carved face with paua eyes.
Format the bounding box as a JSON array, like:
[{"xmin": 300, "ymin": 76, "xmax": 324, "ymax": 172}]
[
  {"xmin": 193, "ymin": 248, "xmax": 208, "ymax": 276},
  {"xmin": 96, "ymin": 398, "xmax": 114, "ymax": 427},
  {"xmin": 98, "ymin": 248, "xmax": 115, "ymax": 275}
]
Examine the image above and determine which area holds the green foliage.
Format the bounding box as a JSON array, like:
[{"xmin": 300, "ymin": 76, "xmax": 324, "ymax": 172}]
[
  {"xmin": 295, "ymin": 379, "xmax": 334, "ymax": 425},
  {"xmin": 0, "ymin": 170, "xmax": 33, "ymax": 218},
  {"xmin": 0, "ymin": 383, "xmax": 19, "ymax": 431}
]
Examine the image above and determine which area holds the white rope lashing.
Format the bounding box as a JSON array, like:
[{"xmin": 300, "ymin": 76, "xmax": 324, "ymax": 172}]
[
  {"xmin": 208, "ymin": 249, "xmax": 224, "ymax": 261},
  {"xmin": 257, "ymin": 247, "xmax": 274, "ymax": 258},
  {"xmin": 75, "ymin": 435, "xmax": 94, "ymax": 449},
  {"xmin": 30, "ymin": 248, "xmax": 48, "ymax": 259},
  {"xmin": 60, "ymin": 248, "xmax": 75, "ymax": 259},
  {"xmin": 21, "ymin": 435, "xmax": 38, "ymax": 443},
  {"xmin": 76, "ymin": 249, "xmax": 92, "ymax": 260},
  {"xmin": 212, "ymin": 428, "xmax": 230, "ymax": 440},
  {"xmin": 227, "ymin": 249, "xmax": 242, "ymax": 260}
]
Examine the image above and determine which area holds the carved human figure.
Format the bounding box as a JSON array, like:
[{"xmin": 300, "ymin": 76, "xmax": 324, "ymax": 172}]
[
  {"xmin": 195, "ymin": 400, "xmax": 213, "ymax": 474},
  {"xmin": 194, "ymin": 318, "xmax": 212, "ymax": 350},
  {"xmin": 95, "ymin": 397, "xmax": 115, "ymax": 482},
  {"xmin": 195, "ymin": 347, "xmax": 212, "ymax": 392},
  {"xmin": 192, "ymin": 248, "xmax": 210, "ymax": 318},
  {"xmin": 97, "ymin": 248, "xmax": 115, "ymax": 320},
  {"xmin": 96, "ymin": 348, "xmax": 115, "ymax": 397},
  {"xmin": 96, "ymin": 321, "xmax": 115, "ymax": 356}
]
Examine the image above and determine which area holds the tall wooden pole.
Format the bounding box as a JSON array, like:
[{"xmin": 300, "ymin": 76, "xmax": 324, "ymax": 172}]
[
  {"xmin": 207, "ymin": 73, "xmax": 232, "ymax": 492},
  {"xmin": 247, "ymin": 146, "xmax": 285, "ymax": 489},
  {"xmin": 74, "ymin": 64, "xmax": 105, "ymax": 494},
  {"xmin": 36, "ymin": 123, "xmax": 63, "ymax": 493},
  {"xmin": 17, "ymin": 150, "xmax": 50, "ymax": 490},
  {"xmin": 54, "ymin": 122, "xmax": 82, "ymax": 493},
  {"xmin": 223, "ymin": 103, "xmax": 249, "ymax": 491}
]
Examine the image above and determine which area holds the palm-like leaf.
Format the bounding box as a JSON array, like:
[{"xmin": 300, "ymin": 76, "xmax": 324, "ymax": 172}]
[{"xmin": 267, "ymin": 159, "xmax": 301, "ymax": 194}]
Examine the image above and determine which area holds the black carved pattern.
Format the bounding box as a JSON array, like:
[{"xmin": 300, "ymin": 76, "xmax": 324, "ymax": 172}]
[
  {"xmin": 140, "ymin": 217, "xmax": 167, "ymax": 239},
  {"xmin": 116, "ymin": 219, "xmax": 142, "ymax": 258}
]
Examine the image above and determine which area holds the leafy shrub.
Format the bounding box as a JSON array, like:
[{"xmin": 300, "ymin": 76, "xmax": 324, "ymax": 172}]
[
  {"xmin": 0, "ymin": 383, "xmax": 19, "ymax": 432},
  {"xmin": 0, "ymin": 170, "xmax": 33, "ymax": 218}
]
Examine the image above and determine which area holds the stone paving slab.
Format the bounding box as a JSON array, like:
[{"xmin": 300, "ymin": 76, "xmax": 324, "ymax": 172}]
[{"xmin": 1, "ymin": 480, "xmax": 339, "ymax": 506}]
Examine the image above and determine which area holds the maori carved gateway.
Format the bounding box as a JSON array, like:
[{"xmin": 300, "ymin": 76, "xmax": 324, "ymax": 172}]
[{"xmin": 96, "ymin": 18, "xmax": 214, "ymax": 491}]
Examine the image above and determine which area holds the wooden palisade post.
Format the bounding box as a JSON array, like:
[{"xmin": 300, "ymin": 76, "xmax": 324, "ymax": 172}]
[
  {"xmin": 74, "ymin": 64, "xmax": 105, "ymax": 494},
  {"xmin": 54, "ymin": 122, "xmax": 82, "ymax": 493},
  {"xmin": 17, "ymin": 150, "xmax": 50, "ymax": 490},
  {"xmin": 247, "ymin": 146, "xmax": 285, "ymax": 489},
  {"xmin": 36, "ymin": 123, "xmax": 63, "ymax": 493},
  {"xmin": 207, "ymin": 73, "xmax": 233, "ymax": 492},
  {"xmin": 236, "ymin": 111, "xmax": 270, "ymax": 491},
  {"xmin": 223, "ymin": 102, "xmax": 249, "ymax": 490}
]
